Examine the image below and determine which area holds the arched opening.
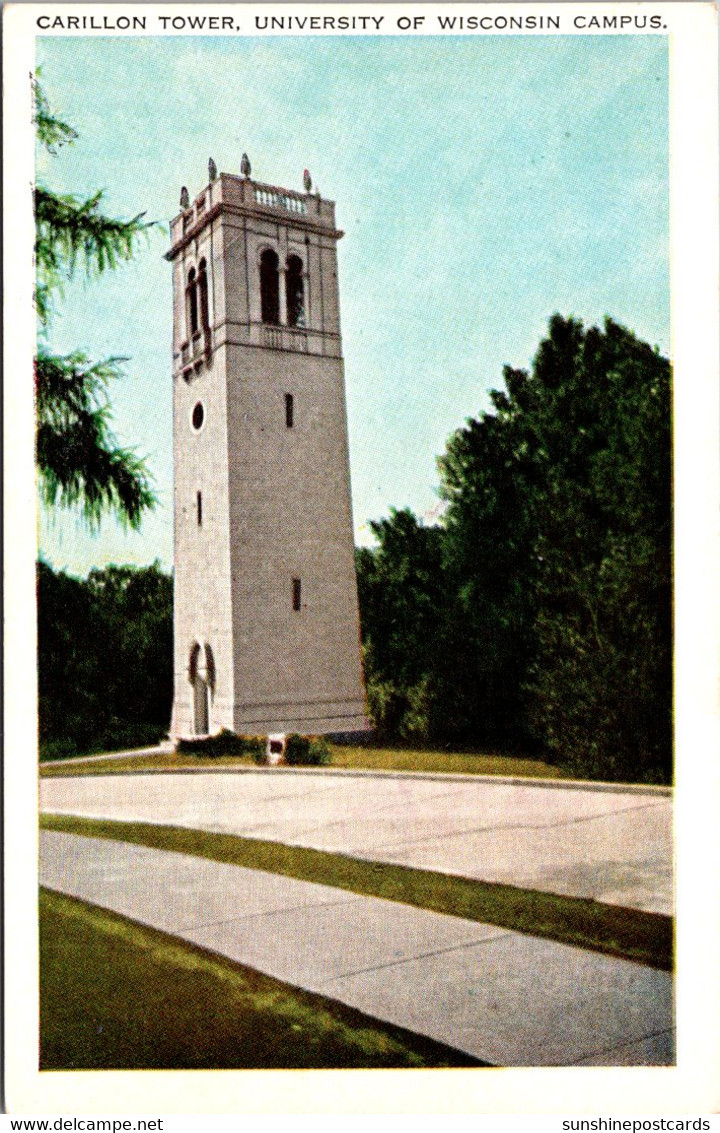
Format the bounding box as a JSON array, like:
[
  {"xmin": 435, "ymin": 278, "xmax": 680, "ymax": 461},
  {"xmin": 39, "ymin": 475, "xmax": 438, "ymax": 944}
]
[
  {"xmin": 188, "ymin": 642, "xmax": 210, "ymax": 735},
  {"xmin": 198, "ymin": 259, "xmax": 210, "ymax": 332},
  {"xmin": 204, "ymin": 644, "xmax": 216, "ymax": 692},
  {"xmin": 260, "ymin": 248, "xmax": 280, "ymax": 325},
  {"xmin": 193, "ymin": 673, "xmax": 209, "ymax": 735},
  {"xmin": 186, "ymin": 268, "xmax": 199, "ymax": 337},
  {"xmin": 285, "ymin": 255, "xmax": 305, "ymax": 327}
]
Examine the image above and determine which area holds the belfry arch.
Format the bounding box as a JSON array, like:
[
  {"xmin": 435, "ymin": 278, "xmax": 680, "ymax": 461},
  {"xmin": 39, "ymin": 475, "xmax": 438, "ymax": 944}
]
[
  {"xmin": 285, "ymin": 254, "xmax": 304, "ymax": 327},
  {"xmin": 186, "ymin": 267, "xmax": 198, "ymax": 337},
  {"xmin": 260, "ymin": 247, "xmax": 280, "ymax": 325}
]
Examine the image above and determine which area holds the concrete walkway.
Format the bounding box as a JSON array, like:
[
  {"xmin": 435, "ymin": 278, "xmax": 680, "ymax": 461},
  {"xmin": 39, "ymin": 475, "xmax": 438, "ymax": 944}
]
[
  {"xmin": 39, "ymin": 745, "xmax": 169, "ymax": 768},
  {"xmin": 40, "ymin": 770, "xmax": 673, "ymax": 914},
  {"xmin": 40, "ymin": 830, "xmax": 673, "ymax": 1067}
]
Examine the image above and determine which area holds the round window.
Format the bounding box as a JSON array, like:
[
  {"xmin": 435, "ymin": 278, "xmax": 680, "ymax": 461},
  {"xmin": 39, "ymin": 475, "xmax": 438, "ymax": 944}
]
[{"xmin": 191, "ymin": 402, "xmax": 205, "ymax": 432}]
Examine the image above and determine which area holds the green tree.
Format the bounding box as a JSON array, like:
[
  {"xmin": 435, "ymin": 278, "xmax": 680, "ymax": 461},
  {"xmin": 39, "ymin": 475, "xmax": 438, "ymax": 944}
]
[
  {"xmin": 34, "ymin": 77, "xmax": 156, "ymax": 528},
  {"xmin": 86, "ymin": 564, "xmax": 173, "ymax": 729},
  {"xmin": 356, "ymin": 508, "xmax": 444, "ymax": 742},
  {"xmin": 37, "ymin": 560, "xmax": 103, "ymax": 759},
  {"xmin": 523, "ymin": 316, "xmax": 672, "ymax": 781},
  {"xmin": 438, "ymin": 314, "xmax": 672, "ymax": 781},
  {"xmin": 38, "ymin": 560, "xmax": 173, "ymax": 759},
  {"xmin": 436, "ymin": 393, "xmax": 540, "ymax": 751}
]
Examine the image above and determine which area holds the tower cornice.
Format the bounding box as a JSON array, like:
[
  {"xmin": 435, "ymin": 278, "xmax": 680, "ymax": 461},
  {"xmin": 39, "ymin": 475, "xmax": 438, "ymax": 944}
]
[{"xmin": 166, "ymin": 173, "xmax": 343, "ymax": 261}]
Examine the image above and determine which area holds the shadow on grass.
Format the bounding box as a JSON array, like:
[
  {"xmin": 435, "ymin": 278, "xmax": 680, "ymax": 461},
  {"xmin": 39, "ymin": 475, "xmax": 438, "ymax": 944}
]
[{"xmin": 40, "ymin": 888, "xmax": 486, "ymax": 1070}]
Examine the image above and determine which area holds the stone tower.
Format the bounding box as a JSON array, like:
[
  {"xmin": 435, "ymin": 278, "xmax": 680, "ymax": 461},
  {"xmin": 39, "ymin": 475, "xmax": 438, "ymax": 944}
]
[{"xmin": 168, "ymin": 165, "xmax": 368, "ymax": 739}]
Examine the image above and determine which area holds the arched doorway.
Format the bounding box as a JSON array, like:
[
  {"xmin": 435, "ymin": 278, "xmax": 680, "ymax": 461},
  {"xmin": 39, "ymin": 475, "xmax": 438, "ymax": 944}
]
[
  {"xmin": 193, "ymin": 674, "xmax": 209, "ymax": 735},
  {"xmin": 189, "ymin": 642, "xmax": 211, "ymax": 735}
]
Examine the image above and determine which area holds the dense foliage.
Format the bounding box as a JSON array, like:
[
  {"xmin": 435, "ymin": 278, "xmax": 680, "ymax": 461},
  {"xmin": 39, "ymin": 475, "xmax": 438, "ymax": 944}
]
[
  {"xmin": 356, "ymin": 509, "xmax": 444, "ymax": 743},
  {"xmin": 357, "ymin": 315, "xmax": 672, "ymax": 783},
  {"xmin": 284, "ymin": 734, "xmax": 332, "ymax": 766},
  {"xmin": 175, "ymin": 730, "xmax": 265, "ymax": 760},
  {"xmin": 34, "ymin": 78, "xmax": 156, "ymax": 528},
  {"xmin": 38, "ymin": 561, "xmax": 172, "ymax": 759}
]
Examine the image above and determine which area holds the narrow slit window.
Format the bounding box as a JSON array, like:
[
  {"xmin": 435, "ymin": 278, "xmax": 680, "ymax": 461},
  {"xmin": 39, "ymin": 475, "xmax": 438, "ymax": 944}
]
[
  {"xmin": 292, "ymin": 577, "xmax": 302, "ymax": 612},
  {"xmin": 197, "ymin": 490, "xmax": 202, "ymax": 527},
  {"xmin": 285, "ymin": 393, "xmax": 294, "ymax": 429}
]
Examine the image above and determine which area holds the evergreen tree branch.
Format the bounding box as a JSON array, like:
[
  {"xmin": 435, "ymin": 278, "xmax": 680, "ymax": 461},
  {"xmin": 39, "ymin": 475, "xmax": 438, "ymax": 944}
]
[
  {"xmin": 33, "ymin": 73, "xmax": 77, "ymax": 153},
  {"xmin": 35, "ymin": 349, "xmax": 156, "ymax": 530},
  {"xmin": 33, "ymin": 76, "xmax": 157, "ymax": 530},
  {"xmin": 35, "ymin": 186, "xmax": 150, "ymax": 282}
]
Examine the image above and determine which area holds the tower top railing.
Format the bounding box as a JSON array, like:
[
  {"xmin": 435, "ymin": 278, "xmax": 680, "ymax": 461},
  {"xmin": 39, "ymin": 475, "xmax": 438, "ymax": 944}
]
[
  {"xmin": 253, "ymin": 183, "xmax": 308, "ymax": 215},
  {"xmin": 168, "ymin": 171, "xmax": 341, "ymax": 260}
]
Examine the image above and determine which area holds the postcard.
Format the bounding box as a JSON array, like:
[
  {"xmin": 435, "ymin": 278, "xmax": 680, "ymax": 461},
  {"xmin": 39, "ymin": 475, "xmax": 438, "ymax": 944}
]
[{"xmin": 4, "ymin": 0, "xmax": 719, "ymax": 1118}]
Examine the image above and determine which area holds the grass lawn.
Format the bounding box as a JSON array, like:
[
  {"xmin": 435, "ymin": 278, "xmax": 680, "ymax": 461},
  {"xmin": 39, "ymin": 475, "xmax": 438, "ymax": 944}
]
[
  {"xmin": 40, "ymin": 744, "xmax": 565, "ymax": 779},
  {"xmin": 40, "ymin": 887, "xmax": 483, "ymax": 1070},
  {"xmin": 336, "ymin": 747, "xmax": 565, "ymax": 778},
  {"xmin": 41, "ymin": 814, "xmax": 672, "ymax": 971}
]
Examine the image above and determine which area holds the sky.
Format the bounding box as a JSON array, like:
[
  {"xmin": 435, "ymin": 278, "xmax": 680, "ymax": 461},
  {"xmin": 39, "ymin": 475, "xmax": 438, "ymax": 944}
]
[{"xmin": 36, "ymin": 33, "xmax": 669, "ymax": 576}]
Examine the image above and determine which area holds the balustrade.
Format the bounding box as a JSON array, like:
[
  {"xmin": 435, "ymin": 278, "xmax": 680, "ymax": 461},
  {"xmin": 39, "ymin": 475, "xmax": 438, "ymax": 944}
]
[{"xmin": 254, "ymin": 186, "xmax": 307, "ymax": 215}]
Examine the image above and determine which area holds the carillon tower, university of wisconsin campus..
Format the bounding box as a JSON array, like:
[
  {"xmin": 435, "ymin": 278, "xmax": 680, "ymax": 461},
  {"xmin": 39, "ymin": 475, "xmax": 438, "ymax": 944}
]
[{"xmin": 168, "ymin": 159, "xmax": 368, "ymax": 740}]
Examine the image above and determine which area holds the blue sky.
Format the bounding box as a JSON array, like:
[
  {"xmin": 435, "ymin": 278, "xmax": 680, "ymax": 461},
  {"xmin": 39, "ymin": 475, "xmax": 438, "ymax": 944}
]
[{"xmin": 36, "ymin": 33, "xmax": 669, "ymax": 575}]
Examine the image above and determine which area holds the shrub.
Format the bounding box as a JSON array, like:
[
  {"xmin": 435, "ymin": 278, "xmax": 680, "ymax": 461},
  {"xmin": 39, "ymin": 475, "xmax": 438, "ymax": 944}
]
[
  {"xmin": 176, "ymin": 730, "xmax": 264, "ymax": 760},
  {"xmin": 284, "ymin": 734, "xmax": 332, "ymax": 766},
  {"xmin": 240, "ymin": 736, "xmax": 266, "ymax": 763},
  {"xmin": 283, "ymin": 734, "xmax": 309, "ymax": 764},
  {"xmin": 308, "ymin": 736, "xmax": 332, "ymax": 765}
]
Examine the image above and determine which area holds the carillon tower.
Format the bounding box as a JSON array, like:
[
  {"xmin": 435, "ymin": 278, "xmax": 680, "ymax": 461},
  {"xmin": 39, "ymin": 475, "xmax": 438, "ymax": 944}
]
[{"xmin": 168, "ymin": 159, "xmax": 368, "ymax": 738}]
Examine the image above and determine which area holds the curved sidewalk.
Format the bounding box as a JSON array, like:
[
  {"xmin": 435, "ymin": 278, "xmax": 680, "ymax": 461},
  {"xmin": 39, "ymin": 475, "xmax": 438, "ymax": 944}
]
[
  {"xmin": 40, "ymin": 768, "xmax": 673, "ymax": 914},
  {"xmin": 40, "ymin": 830, "xmax": 673, "ymax": 1068}
]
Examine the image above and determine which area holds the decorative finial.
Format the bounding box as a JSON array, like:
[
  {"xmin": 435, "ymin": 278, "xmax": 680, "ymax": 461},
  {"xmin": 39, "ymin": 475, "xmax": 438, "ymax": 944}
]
[
  {"xmin": 208, "ymin": 157, "xmax": 217, "ymax": 182},
  {"xmin": 180, "ymin": 186, "xmax": 190, "ymax": 209},
  {"xmin": 241, "ymin": 153, "xmax": 251, "ymax": 178},
  {"xmin": 315, "ymin": 186, "xmax": 321, "ymax": 198},
  {"xmin": 303, "ymin": 168, "xmax": 312, "ymax": 193}
]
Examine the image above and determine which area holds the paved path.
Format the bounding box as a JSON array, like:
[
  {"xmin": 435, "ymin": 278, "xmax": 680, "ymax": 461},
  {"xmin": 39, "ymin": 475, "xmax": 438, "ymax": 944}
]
[
  {"xmin": 40, "ymin": 830, "xmax": 673, "ymax": 1067},
  {"xmin": 40, "ymin": 770, "xmax": 673, "ymax": 914},
  {"xmin": 40, "ymin": 745, "xmax": 168, "ymax": 768}
]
